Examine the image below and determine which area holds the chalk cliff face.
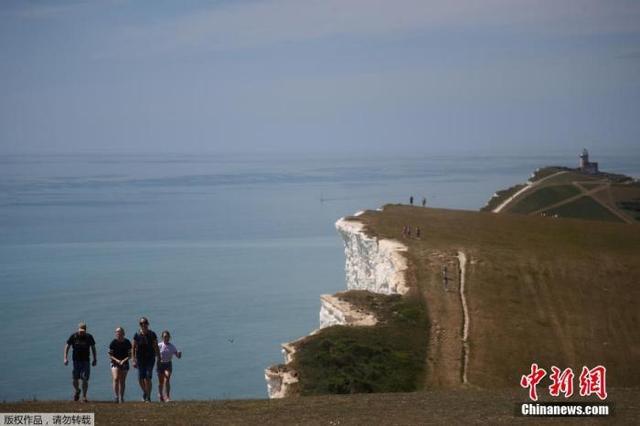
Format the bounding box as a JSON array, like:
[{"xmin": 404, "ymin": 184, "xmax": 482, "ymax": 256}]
[
  {"xmin": 264, "ymin": 366, "xmax": 298, "ymax": 399},
  {"xmin": 335, "ymin": 217, "xmax": 409, "ymax": 295},
  {"xmin": 264, "ymin": 211, "xmax": 409, "ymax": 398},
  {"xmin": 319, "ymin": 294, "xmax": 377, "ymax": 329}
]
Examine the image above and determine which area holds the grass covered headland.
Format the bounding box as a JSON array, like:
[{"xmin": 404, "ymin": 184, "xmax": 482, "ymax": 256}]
[
  {"xmin": 291, "ymin": 291, "xmax": 428, "ymax": 395},
  {"xmin": 279, "ymin": 197, "xmax": 640, "ymax": 398},
  {"xmin": 353, "ymin": 205, "xmax": 640, "ymax": 389},
  {"xmin": 483, "ymin": 166, "xmax": 640, "ymax": 223}
]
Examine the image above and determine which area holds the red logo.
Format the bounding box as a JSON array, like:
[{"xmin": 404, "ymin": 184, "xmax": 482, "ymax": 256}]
[
  {"xmin": 520, "ymin": 363, "xmax": 547, "ymax": 401},
  {"xmin": 549, "ymin": 366, "xmax": 574, "ymax": 398},
  {"xmin": 579, "ymin": 365, "xmax": 607, "ymax": 400},
  {"xmin": 520, "ymin": 364, "xmax": 607, "ymax": 401}
]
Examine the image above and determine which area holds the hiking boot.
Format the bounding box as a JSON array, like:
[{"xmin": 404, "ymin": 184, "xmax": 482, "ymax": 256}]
[
  {"xmin": 158, "ymin": 394, "xmax": 164, "ymax": 402},
  {"xmin": 73, "ymin": 390, "xmax": 80, "ymax": 402}
]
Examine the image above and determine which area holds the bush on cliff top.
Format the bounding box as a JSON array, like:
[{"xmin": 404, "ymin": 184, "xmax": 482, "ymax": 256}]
[{"xmin": 291, "ymin": 293, "xmax": 428, "ymax": 395}]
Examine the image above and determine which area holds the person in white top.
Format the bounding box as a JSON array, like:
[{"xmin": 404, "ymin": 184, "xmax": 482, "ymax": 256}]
[{"xmin": 157, "ymin": 330, "xmax": 182, "ymax": 402}]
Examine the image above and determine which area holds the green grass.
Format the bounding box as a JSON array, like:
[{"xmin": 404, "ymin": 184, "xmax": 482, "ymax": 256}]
[
  {"xmin": 282, "ymin": 202, "xmax": 639, "ymax": 398},
  {"xmin": 599, "ymin": 171, "xmax": 636, "ymax": 183},
  {"xmin": 529, "ymin": 166, "xmax": 567, "ymax": 182},
  {"xmin": 291, "ymin": 293, "xmax": 428, "ymax": 395},
  {"xmin": 508, "ymin": 184, "xmax": 581, "ymax": 214},
  {"xmin": 616, "ymin": 199, "xmax": 640, "ymax": 221},
  {"xmin": 542, "ymin": 170, "xmax": 599, "ymax": 185},
  {"xmin": 611, "ymin": 184, "xmax": 640, "ymax": 221},
  {"xmin": 489, "ymin": 167, "xmax": 640, "ymax": 222},
  {"xmin": 481, "ymin": 165, "xmax": 572, "ymax": 211},
  {"xmin": 337, "ymin": 291, "xmax": 419, "ymax": 324},
  {"xmin": 577, "ymin": 182, "xmax": 604, "ymax": 190},
  {"xmin": 354, "ymin": 205, "xmax": 640, "ymax": 389},
  {"xmin": 545, "ymin": 196, "xmax": 623, "ymax": 222},
  {"xmin": 4, "ymin": 389, "xmax": 640, "ymax": 425},
  {"xmin": 480, "ymin": 184, "xmax": 526, "ymax": 212}
]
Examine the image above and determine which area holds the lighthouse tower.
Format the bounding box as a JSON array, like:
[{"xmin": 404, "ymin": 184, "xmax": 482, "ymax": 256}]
[
  {"xmin": 578, "ymin": 148, "xmax": 599, "ymax": 174},
  {"xmin": 579, "ymin": 148, "xmax": 589, "ymax": 169}
]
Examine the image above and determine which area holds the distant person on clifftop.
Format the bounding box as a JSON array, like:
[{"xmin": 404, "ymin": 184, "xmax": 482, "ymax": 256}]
[
  {"xmin": 422, "ymin": 197, "xmax": 427, "ymax": 207},
  {"xmin": 63, "ymin": 322, "xmax": 97, "ymax": 403},
  {"xmin": 132, "ymin": 317, "xmax": 160, "ymax": 402},
  {"xmin": 157, "ymin": 330, "xmax": 182, "ymax": 402},
  {"xmin": 410, "ymin": 196, "xmax": 414, "ymax": 205},
  {"xmin": 108, "ymin": 326, "xmax": 132, "ymax": 403},
  {"xmin": 443, "ymin": 266, "xmax": 449, "ymax": 291}
]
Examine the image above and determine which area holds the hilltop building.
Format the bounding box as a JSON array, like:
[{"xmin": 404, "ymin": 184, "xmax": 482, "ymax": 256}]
[{"xmin": 579, "ymin": 149, "xmax": 599, "ymax": 174}]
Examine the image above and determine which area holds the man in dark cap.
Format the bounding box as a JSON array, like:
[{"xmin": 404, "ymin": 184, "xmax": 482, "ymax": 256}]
[{"xmin": 64, "ymin": 322, "xmax": 97, "ymax": 402}]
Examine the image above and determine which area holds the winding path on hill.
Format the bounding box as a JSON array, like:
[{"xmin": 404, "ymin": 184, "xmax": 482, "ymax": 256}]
[
  {"xmin": 457, "ymin": 251, "xmax": 470, "ymax": 385},
  {"xmin": 492, "ymin": 171, "xmax": 568, "ymax": 213},
  {"xmin": 423, "ymin": 252, "xmax": 465, "ymax": 389}
]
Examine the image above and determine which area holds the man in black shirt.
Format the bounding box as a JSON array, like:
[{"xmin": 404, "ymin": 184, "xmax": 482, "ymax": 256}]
[
  {"xmin": 132, "ymin": 316, "xmax": 160, "ymax": 402},
  {"xmin": 64, "ymin": 322, "xmax": 97, "ymax": 402}
]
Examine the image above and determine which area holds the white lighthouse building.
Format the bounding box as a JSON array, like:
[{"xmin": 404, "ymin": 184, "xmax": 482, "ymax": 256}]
[{"xmin": 579, "ymin": 149, "xmax": 599, "ymax": 174}]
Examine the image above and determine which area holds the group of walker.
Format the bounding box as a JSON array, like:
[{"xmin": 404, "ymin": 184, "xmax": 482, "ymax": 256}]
[
  {"xmin": 63, "ymin": 317, "xmax": 181, "ymax": 403},
  {"xmin": 403, "ymin": 195, "xmax": 427, "ymax": 239}
]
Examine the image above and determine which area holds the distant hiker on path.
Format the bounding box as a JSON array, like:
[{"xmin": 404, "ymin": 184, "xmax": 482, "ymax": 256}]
[
  {"xmin": 410, "ymin": 196, "xmax": 414, "ymax": 205},
  {"xmin": 109, "ymin": 326, "xmax": 132, "ymax": 403},
  {"xmin": 132, "ymin": 317, "xmax": 160, "ymax": 402},
  {"xmin": 422, "ymin": 197, "xmax": 427, "ymax": 207},
  {"xmin": 64, "ymin": 322, "xmax": 97, "ymax": 403},
  {"xmin": 416, "ymin": 227, "xmax": 421, "ymax": 239},
  {"xmin": 157, "ymin": 330, "xmax": 182, "ymax": 402},
  {"xmin": 443, "ymin": 266, "xmax": 449, "ymax": 291}
]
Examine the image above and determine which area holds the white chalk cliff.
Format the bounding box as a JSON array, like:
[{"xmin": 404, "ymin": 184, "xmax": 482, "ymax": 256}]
[
  {"xmin": 335, "ymin": 217, "xmax": 409, "ymax": 295},
  {"xmin": 264, "ymin": 211, "xmax": 409, "ymax": 399},
  {"xmin": 264, "ymin": 366, "xmax": 298, "ymax": 399}
]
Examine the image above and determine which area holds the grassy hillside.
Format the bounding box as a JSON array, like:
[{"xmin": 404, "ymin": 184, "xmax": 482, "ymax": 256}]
[
  {"xmin": 281, "ymin": 291, "xmax": 428, "ymax": 395},
  {"xmin": 480, "ymin": 166, "xmax": 568, "ymax": 212},
  {"xmin": 485, "ymin": 167, "xmax": 640, "ymax": 223},
  {"xmin": 2, "ymin": 388, "xmax": 639, "ymax": 424},
  {"xmin": 355, "ymin": 205, "xmax": 640, "ymax": 389},
  {"xmin": 545, "ymin": 196, "xmax": 621, "ymax": 222},
  {"xmin": 509, "ymin": 185, "xmax": 581, "ymax": 214},
  {"xmin": 482, "ymin": 183, "xmax": 526, "ymax": 212}
]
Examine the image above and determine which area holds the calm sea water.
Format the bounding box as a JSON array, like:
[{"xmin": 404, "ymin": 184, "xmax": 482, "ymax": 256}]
[{"xmin": 0, "ymin": 152, "xmax": 637, "ymax": 401}]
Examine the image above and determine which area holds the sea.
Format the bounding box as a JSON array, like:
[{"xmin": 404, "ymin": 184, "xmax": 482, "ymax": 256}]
[{"xmin": 0, "ymin": 152, "xmax": 638, "ymax": 401}]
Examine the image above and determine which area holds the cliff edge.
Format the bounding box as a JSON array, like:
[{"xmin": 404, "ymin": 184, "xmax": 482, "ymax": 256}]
[
  {"xmin": 265, "ymin": 210, "xmax": 426, "ymax": 398},
  {"xmin": 267, "ymin": 203, "xmax": 640, "ymax": 398}
]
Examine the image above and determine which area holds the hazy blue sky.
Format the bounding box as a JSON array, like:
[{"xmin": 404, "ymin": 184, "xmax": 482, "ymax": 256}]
[{"xmin": 1, "ymin": 0, "xmax": 639, "ymax": 155}]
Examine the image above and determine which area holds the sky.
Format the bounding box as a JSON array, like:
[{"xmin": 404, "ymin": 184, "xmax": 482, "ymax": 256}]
[{"xmin": 1, "ymin": 0, "xmax": 639, "ymax": 155}]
